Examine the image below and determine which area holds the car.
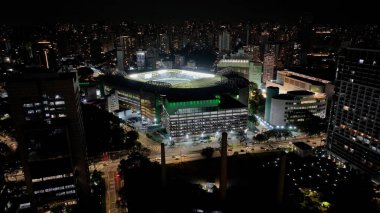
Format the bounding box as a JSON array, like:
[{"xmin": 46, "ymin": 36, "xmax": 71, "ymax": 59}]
[
  {"xmin": 240, "ymin": 149, "xmax": 245, "ymax": 152},
  {"xmin": 175, "ymin": 156, "xmax": 180, "ymax": 160},
  {"xmin": 228, "ymin": 148, "xmax": 233, "ymax": 151},
  {"xmin": 260, "ymin": 146, "xmax": 265, "ymax": 149}
]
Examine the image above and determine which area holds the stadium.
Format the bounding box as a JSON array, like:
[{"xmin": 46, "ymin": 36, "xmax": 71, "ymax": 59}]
[
  {"xmin": 128, "ymin": 69, "xmax": 225, "ymax": 88},
  {"xmin": 100, "ymin": 69, "xmax": 249, "ymax": 140}
]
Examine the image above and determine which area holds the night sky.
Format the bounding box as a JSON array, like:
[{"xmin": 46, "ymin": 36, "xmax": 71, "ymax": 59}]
[{"xmin": 1, "ymin": 0, "xmax": 378, "ymax": 24}]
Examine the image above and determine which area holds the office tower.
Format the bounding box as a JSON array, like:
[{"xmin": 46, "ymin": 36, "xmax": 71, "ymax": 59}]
[
  {"xmin": 7, "ymin": 70, "xmax": 90, "ymax": 212},
  {"xmin": 116, "ymin": 47, "xmax": 125, "ymax": 71},
  {"xmin": 263, "ymin": 53, "xmax": 275, "ymax": 83},
  {"xmin": 34, "ymin": 40, "xmax": 59, "ymax": 71},
  {"xmin": 174, "ymin": 54, "xmax": 185, "ymax": 68},
  {"xmin": 218, "ymin": 31, "xmax": 231, "ymax": 52},
  {"xmin": 106, "ymin": 90, "xmax": 119, "ymax": 113},
  {"xmin": 158, "ymin": 33, "xmax": 170, "ymax": 54},
  {"xmin": 116, "ymin": 36, "xmax": 131, "ymax": 72},
  {"xmin": 327, "ymin": 48, "xmax": 380, "ymax": 178},
  {"xmin": 264, "ymin": 86, "xmax": 279, "ymax": 122},
  {"xmin": 136, "ymin": 50, "xmax": 146, "ymax": 71}
]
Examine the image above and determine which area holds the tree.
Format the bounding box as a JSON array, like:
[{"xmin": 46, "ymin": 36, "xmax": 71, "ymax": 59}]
[
  {"xmin": 248, "ymin": 114, "xmax": 258, "ymax": 126},
  {"xmin": 82, "ymin": 104, "xmax": 126, "ymax": 156},
  {"xmin": 253, "ymin": 134, "xmax": 268, "ymax": 143},
  {"xmin": 281, "ymin": 130, "xmax": 292, "ymax": 140},
  {"xmin": 248, "ymin": 83, "xmax": 265, "ymax": 116},
  {"xmin": 333, "ymin": 174, "xmax": 377, "ymax": 213},
  {"xmin": 291, "ymin": 110, "xmax": 327, "ymax": 136},
  {"xmin": 201, "ymin": 147, "xmax": 214, "ymax": 159},
  {"xmin": 126, "ymin": 130, "xmax": 139, "ymax": 143}
]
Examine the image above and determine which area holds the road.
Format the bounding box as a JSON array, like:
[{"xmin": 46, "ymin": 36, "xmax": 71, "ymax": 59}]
[
  {"xmin": 5, "ymin": 124, "xmax": 323, "ymax": 213},
  {"xmin": 103, "ymin": 164, "xmax": 125, "ymax": 213},
  {"xmin": 0, "ymin": 132, "xmax": 17, "ymax": 151}
]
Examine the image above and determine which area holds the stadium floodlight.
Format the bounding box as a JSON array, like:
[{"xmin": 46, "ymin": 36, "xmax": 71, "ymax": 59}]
[{"xmin": 158, "ymin": 69, "xmax": 168, "ymax": 74}]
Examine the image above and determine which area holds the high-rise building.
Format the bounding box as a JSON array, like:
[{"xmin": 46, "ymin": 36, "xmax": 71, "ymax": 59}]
[
  {"xmin": 327, "ymin": 48, "xmax": 380, "ymax": 178},
  {"xmin": 264, "ymin": 86, "xmax": 279, "ymax": 122},
  {"xmin": 263, "ymin": 53, "xmax": 275, "ymax": 84},
  {"xmin": 116, "ymin": 47, "xmax": 125, "ymax": 71},
  {"xmin": 136, "ymin": 50, "xmax": 146, "ymax": 71},
  {"xmin": 116, "ymin": 36, "xmax": 131, "ymax": 72},
  {"xmin": 218, "ymin": 31, "xmax": 231, "ymax": 52},
  {"xmin": 33, "ymin": 40, "xmax": 59, "ymax": 71},
  {"xmin": 106, "ymin": 90, "xmax": 119, "ymax": 113},
  {"xmin": 7, "ymin": 70, "xmax": 90, "ymax": 212},
  {"xmin": 174, "ymin": 54, "xmax": 185, "ymax": 68}
]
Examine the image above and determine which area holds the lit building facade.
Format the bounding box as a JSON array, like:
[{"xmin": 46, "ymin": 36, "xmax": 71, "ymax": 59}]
[
  {"xmin": 263, "ymin": 53, "xmax": 275, "ymax": 83},
  {"xmin": 162, "ymin": 95, "xmax": 248, "ymax": 138},
  {"xmin": 269, "ymin": 90, "xmax": 327, "ymax": 126},
  {"xmin": 327, "ymin": 48, "xmax": 380, "ymax": 177},
  {"xmin": 216, "ymin": 59, "xmax": 263, "ymax": 88},
  {"xmin": 266, "ymin": 70, "xmax": 334, "ymax": 98},
  {"xmin": 218, "ymin": 31, "xmax": 231, "ymax": 52},
  {"xmin": 7, "ymin": 70, "xmax": 90, "ymax": 212},
  {"xmin": 101, "ymin": 69, "xmax": 249, "ymax": 140}
]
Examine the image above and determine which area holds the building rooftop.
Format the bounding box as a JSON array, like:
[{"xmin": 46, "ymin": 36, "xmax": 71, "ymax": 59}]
[
  {"xmin": 272, "ymin": 94, "xmax": 295, "ymax": 100},
  {"xmin": 278, "ymin": 70, "xmax": 331, "ymax": 84},
  {"xmin": 293, "ymin": 142, "xmax": 313, "ymax": 151},
  {"xmin": 166, "ymin": 94, "xmax": 217, "ymax": 102},
  {"xmin": 287, "ymin": 75, "xmax": 326, "ymax": 86},
  {"xmin": 219, "ymin": 95, "xmax": 247, "ymax": 109},
  {"xmin": 287, "ymin": 90, "xmax": 315, "ymax": 96}
]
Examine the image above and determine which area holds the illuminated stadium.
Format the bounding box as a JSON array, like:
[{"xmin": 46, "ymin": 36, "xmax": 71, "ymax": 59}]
[
  {"xmin": 128, "ymin": 69, "xmax": 226, "ymax": 88},
  {"xmin": 100, "ymin": 69, "xmax": 249, "ymax": 140}
]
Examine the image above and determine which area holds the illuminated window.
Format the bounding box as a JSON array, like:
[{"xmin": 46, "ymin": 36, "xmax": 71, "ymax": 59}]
[
  {"xmin": 359, "ymin": 59, "xmax": 364, "ymax": 64},
  {"xmin": 343, "ymin": 106, "xmax": 349, "ymax": 111},
  {"xmin": 55, "ymin": 101, "xmax": 65, "ymax": 105},
  {"xmin": 23, "ymin": 103, "xmax": 33, "ymax": 108}
]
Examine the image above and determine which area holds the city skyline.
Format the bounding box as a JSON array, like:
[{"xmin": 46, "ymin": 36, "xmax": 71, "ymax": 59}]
[{"xmin": 0, "ymin": 2, "xmax": 379, "ymax": 212}]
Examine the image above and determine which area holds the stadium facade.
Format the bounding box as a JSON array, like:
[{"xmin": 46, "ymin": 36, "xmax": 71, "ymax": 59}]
[{"xmin": 100, "ymin": 69, "xmax": 249, "ymax": 139}]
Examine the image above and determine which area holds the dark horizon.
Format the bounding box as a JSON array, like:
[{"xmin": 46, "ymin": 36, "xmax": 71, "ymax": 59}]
[{"xmin": 1, "ymin": 0, "xmax": 379, "ymax": 24}]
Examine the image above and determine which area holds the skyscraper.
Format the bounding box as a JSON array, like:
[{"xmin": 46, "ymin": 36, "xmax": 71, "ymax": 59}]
[
  {"xmin": 136, "ymin": 50, "xmax": 146, "ymax": 71},
  {"xmin": 327, "ymin": 48, "xmax": 380, "ymax": 178},
  {"xmin": 218, "ymin": 31, "xmax": 231, "ymax": 52},
  {"xmin": 263, "ymin": 53, "xmax": 275, "ymax": 84},
  {"xmin": 7, "ymin": 70, "xmax": 90, "ymax": 212}
]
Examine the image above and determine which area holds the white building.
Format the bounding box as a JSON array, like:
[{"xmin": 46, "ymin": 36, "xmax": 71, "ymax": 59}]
[
  {"xmin": 269, "ymin": 90, "xmax": 327, "ymax": 126},
  {"xmin": 106, "ymin": 90, "xmax": 119, "ymax": 113},
  {"xmin": 265, "ymin": 70, "xmax": 334, "ymax": 98},
  {"xmin": 216, "ymin": 59, "xmax": 262, "ymax": 88}
]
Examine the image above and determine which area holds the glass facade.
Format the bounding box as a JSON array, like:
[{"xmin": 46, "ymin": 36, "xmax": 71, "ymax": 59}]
[{"xmin": 327, "ymin": 48, "xmax": 380, "ymax": 177}]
